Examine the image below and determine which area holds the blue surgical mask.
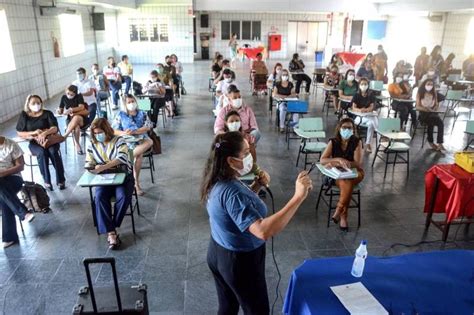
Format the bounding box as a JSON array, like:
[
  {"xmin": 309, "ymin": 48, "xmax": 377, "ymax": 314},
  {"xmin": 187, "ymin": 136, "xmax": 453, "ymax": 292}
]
[
  {"xmin": 340, "ymin": 128, "xmax": 353, "ymax": 140},
  {"xmin": 77, "ymin": 73, "xmax": 85, "ymax": 81},
  {"xmin": 96, "ymin": 133, "xmax": 106, "ymax": 143}
]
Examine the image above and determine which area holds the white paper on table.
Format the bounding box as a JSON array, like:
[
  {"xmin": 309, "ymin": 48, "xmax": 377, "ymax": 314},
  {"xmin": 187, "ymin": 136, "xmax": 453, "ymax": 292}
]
[
  {"xmin": 284, "ymin": 97, "xmax": 299, "ymax": 101},
  {"xmin": 91, "ymin": 173, "xmax": 116, "ymax": 185},
  {"xmin": 330, "ymin": 282, "xmax": 388, "ymax": 315}
]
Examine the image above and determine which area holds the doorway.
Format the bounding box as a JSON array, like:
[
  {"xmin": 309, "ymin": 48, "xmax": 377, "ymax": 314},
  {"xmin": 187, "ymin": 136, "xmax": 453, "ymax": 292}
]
[{"xmin": 288, "ymin": 21, "xmax": 328, "ymax": 60}]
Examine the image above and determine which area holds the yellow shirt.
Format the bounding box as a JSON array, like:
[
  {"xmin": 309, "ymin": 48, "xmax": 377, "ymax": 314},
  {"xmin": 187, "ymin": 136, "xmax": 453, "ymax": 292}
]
[{"xmin": 118, "ymin": 62, "xmax": 133, "ymax": 76}]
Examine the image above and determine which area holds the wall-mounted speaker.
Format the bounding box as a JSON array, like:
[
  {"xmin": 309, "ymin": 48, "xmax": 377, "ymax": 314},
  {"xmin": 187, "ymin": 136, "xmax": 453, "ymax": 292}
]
[{"xmin": 92, "ymin": 13, "xmax": 105, "ymax": 31}]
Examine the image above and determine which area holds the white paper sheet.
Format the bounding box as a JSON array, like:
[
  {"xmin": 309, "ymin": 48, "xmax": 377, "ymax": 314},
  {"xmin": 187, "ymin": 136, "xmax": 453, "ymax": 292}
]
[
  {"xmin": 330, "ymin": 282, "xmax": 388, "ymax": 315},
  {"xmin": 91, "ymin": 173, "xmax": 116, "ymax": 185}
]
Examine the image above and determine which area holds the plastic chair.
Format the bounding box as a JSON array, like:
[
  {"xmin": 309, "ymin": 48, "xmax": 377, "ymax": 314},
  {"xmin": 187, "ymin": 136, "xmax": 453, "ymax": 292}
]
[
  {"xmin": 372, "ymin": 118, "xmax": 410, "ymax": 179},
  {"xmin": 443, "ymin": 90, "xmax": 471, "ymax": 132},
  {"xmin": 294, "ymin": 118, "xmax": 327, "ymax": 169},
  {"xmin": 315, "ymin": 181, "xmax": 361, "ymax": 228}
]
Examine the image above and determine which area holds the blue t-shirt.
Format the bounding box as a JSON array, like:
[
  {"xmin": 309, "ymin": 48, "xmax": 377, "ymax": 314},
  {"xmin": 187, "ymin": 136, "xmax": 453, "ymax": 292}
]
[{"xmin": 207, "ymin": 180, "xmax": 268, "ymax": 252}]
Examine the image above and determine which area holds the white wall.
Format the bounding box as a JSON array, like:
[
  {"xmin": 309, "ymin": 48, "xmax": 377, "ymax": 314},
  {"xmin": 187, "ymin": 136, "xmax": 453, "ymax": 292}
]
[
  {"xmin": 0, "ymin": 0, "xmax": 116, "ymax": 123},
  {"xmin": 115, "ymin": 5, "xmax": 194, "ymax": 64},
  {"xmin": 380, "ymin": 12, "xmax": 472, "ymax": 78},
  {"xmin": 195, "ymin": 12, "xmax": 347, "ymax": 61}
]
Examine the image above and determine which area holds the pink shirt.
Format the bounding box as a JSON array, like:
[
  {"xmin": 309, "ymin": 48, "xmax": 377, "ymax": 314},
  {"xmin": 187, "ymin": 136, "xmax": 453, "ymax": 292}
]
[{"xmin": 214, "ymin": 104, "xmax": 258, "ymax": 134}]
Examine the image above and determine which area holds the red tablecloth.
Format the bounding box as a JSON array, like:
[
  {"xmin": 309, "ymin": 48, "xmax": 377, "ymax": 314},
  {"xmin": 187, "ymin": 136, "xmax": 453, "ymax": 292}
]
[
  {"xmin": 337, "ymin": 52, "xmax": 366, "ymax": 67},
  {"xmin": 424, "ymin": 164, "xmax": 474, "ymax": 222},
  {"xmin": 239, "ymin": 47, "xmax": 265, "ymax": 60}
]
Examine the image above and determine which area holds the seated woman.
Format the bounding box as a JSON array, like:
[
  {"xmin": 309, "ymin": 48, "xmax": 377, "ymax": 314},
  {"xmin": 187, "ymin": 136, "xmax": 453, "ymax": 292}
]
[
  {"xmin": 289, "ymin": 53, "xmax": 312, "ymax": 94},
  {"xmin": 0, "ymin": 136, "xmax": 35, "ymax": 248},
  {"xmin": 214, "ymin": 85, "xmax": 260, "ymax": 144},
  {"xmin": 143, "ymin": 70, "xmax": 166, "ymax": 126},
  {"xmin": 223, "ymin": 111, "xmax": 257, "ymax": 163},
  {"xmin": 213, "ymin": 59, "xmax": 231, "ymax": 85},
  {"xmin": 215, "ymin": 69, "xmax": 238, "ymax": 110},
  {"xmin": 356, "ymin": 60, "xmax": 375, "ymax": 81},
  {"xmin": 338, "ymin": 69, "xmax": 358, "ymax": 114},
  {"xmin": 388, "ymin": 72, "xmax": 416, "ymax": 130},
  {"xmin": 85, "ymin": 118, "xmax": 134, "ymax": 249},
  {"xmin": 324, "ymin": 65, "xmax": 341, "ymax": 114},
  {"xmin": 211, "ymin": 54, "xmax": 224, "ymax": 80},
  {"xmin": 320, "ymin": 118, "xmax": 364, "ymax": 231},
  {"xmin": 415, "ymin": 79, "xmax": 445, "ymax": 151},
  {"xmin": 250, "ymin": 53, "xmax": 268, "ymax": 95},
  {"xmin": 113, "ymin": 95, "xmax": 153, "ymax": 195},
  {"xmin": 267, "ymin": 63, "xmax": 283, "ymax": 89},
  {"xmin": 327, "ymin": 54, "xmax": 344, "ymax": 72},
  {"xmin": 272, "ymin": 69, "xmax": 299, "ymax": 132},
  {"xmin": 350, "ymin": 78, "xmax": 378, "ymax": 153},
  {"xmin": 58, "ymin": 85, "xmax": 89, "ymax": 155},
  {"xmin": 17, "ymin": 95, "xmax": 66, "ymax": 190}
]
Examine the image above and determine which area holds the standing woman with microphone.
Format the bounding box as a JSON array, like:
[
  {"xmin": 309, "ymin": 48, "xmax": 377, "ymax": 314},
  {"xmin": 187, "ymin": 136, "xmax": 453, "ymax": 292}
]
[{"xmin": 201, "ymin": 132, "xmax": 312, "ymax": 314}]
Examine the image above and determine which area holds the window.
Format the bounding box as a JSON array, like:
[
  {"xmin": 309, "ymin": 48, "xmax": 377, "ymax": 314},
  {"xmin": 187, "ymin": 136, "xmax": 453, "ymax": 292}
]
[
  {"xmin": 251, "ymin": 21, "xmax": 261, "ymax": 41},
  {"xmin": 222, "ymin": 20, "xmax": 260, "ymax": 41},
  {"xmin": 242, "ymin": 21, "xmax": 251, "ymax": 40},
  {"xmin": 231, "ymin": 21, "xmax": 240, "ymax": 39},
  {"xmin": 465, "ymin": 17, "xmax": 474, "ymax": 55},
  {"xmin": 0, "ymin": 10, "xmax": 16, "ymax": 73},
  {"xmin": 129, "ymin": 18, "xmax": 169, "ymax": 43},
  {"xmin": 221, "ymin": 21, "xmax": 230, "ymax": 40},
  {"xmin": 58, "ymin": 14, "xmax": 85, "ymax": 57}
]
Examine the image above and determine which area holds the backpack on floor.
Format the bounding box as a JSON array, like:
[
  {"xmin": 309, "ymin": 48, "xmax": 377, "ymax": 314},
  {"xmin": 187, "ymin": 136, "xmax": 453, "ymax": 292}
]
[{"xmin": 20, "ymin": 181, "xmax": 51, "ymax": 213}]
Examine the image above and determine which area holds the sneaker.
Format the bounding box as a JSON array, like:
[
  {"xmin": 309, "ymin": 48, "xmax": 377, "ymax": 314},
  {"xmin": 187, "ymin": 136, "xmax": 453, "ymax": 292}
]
[
  {"xmin": 112, "ymin": 105, "xmax": 118, "ymax": 110},
  {"xmin": 2, "ymin": 241, "xmax": 16, "ymax": 248},
  {"xmin": 24, "ymin": 212, "xmax": 35, "ymax": 223}
]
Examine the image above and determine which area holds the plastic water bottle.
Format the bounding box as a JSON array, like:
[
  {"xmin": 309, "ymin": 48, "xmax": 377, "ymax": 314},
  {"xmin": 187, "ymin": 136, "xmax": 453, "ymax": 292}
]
[{"xmin": 351, "ymin": 240, "xmax": 367, "ymax": 277}]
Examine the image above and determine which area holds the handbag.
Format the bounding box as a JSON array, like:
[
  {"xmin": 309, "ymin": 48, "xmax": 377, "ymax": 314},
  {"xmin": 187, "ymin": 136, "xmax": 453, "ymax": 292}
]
[
  {"xmin": 148, "ymin": 130, "xmax": 162, "ymax": 155},
  {"xmin": 35, "ymin": 133, "xmax": 65, "ymax": 149}
]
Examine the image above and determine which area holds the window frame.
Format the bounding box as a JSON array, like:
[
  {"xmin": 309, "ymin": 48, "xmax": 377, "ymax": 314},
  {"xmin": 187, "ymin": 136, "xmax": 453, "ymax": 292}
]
[{"xmin": 0, "ymin": 9, "xmax": 16, "ymax": 74}]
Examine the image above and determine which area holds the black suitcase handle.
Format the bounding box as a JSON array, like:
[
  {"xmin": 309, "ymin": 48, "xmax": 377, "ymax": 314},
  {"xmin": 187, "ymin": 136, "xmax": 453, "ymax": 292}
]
[{"xmin": 83, "ymin": 257, "xmax": 123, "ymax": 313}]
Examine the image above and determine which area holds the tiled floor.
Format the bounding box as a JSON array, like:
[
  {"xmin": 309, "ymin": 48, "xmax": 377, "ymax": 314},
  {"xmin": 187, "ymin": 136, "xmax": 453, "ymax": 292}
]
[{"xmin": 0, "ymin": 61, "xmax": 473, "ymax": 314}]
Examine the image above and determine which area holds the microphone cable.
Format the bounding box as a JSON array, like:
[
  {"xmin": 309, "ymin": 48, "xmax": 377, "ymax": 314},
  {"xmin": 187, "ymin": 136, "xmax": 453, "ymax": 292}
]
[{"xmin": 263, "ymin": 186, "xmax": 283, "ymax": 315}]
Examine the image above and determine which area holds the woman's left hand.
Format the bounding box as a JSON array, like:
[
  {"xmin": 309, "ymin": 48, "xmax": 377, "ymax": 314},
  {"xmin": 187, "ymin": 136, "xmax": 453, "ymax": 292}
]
[
  {"xmin": 256, "ymin": 170, "xmax": 271, "ymax": 187},
  {"xmin": 36, "ymin": 132, "xmax": 47, "ymax": 144}
]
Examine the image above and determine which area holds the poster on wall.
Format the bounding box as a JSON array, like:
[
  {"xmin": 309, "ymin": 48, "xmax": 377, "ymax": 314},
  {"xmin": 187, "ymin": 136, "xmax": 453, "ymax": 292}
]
[{"xmin": 367, "ymin": 20, "xmax": 387, "ymax": 40}]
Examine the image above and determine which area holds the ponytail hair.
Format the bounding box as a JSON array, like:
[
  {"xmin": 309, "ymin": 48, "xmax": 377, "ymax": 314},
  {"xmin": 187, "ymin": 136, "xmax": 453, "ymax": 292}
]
[{"xmin": 200, "ymin": 132, "xmax": 245, "ymax": 202}]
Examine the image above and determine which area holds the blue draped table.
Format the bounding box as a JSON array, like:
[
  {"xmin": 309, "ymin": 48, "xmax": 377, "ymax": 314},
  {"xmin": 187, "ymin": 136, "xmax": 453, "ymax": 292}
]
[{"xmin": 283, "ymin": 250, "xmax": 474, "ymax": 314}]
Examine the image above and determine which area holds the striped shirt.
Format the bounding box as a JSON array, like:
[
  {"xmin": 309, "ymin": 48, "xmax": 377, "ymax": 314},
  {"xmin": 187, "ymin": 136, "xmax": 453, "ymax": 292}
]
[{"xmin": 86, "ymin": 136, "xmax": 131, "ymax": 173}]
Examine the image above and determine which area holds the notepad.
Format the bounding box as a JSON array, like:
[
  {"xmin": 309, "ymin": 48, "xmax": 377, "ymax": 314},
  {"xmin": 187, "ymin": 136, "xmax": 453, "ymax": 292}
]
[
  {"xmin": 330, "ymin": 282, "xmax": 388, "ymax": 315},
  {"xmin": 325, "ymin": 166, "xmax": 358, "ymax": 179}
]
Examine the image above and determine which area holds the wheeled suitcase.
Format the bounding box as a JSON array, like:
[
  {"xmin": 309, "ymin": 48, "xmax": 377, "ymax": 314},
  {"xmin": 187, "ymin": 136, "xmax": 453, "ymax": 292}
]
[{"xmin": 72, "ymin": 257, "xmax": 149, "ymax": 314}]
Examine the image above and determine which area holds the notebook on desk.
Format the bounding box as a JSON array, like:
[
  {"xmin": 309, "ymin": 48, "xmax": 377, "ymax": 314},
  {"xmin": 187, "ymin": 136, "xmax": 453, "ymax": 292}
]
[
  {"xmin": 90, "ymin": 173, "xmax": 116, "ymax": 185},
  {"xmin": 316, "ymin": 164, "xmax": 358, "ymax": 179}
]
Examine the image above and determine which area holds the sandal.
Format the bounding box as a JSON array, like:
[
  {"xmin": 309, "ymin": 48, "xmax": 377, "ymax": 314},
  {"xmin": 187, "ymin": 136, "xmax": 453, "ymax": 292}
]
[
  {"xmin": 107, "ymin": 232, "xmax": 121, "ymax": 250},
  {"xmin": 58, "ymin": 182, "xmax": 66, "ymax": 190},
  {"xmin": 44, "ymin": 183, "xmax": 53, "ymax": 191}
]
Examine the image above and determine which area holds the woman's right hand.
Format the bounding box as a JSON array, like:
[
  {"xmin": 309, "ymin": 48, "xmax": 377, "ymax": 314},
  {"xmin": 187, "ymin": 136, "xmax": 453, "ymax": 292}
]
[
  {"xmin": 338, "ymin": 158, "xmax": 351, "ymax": 169},
  {"xmin": 294, "ymin": 171, "xmax": 313, "ymax": 200}
]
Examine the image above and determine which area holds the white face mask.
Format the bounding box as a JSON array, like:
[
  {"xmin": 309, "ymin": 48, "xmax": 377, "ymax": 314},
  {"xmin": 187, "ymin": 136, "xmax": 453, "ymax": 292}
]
[
  {"xmin": 360, "ymin": 84, "xmax": 368, "ymax": 92},
  {"xmin": 126, "ymin": 102, "xmax": 138, "ymax": 111},
  {"xmin": 224, "ymin": 77, "xmax": 232, "ymax": 83},
  {"xmin": 29, "ymin": 103, "xmax": 42, "ymax": 113},
  {"xmin": 227, "ymin": 121, "xmax": 241, "ymax": 132},
  {"xmin": 276, "ymin": 69, "xmax": 282, "ymax": 74},
  {"xmin": 403, "ymin": 74, "xmax": 409, "ymax": 81},
  {"xmin": 231, "ymin": 98, "xmax": 242, "ymax": 109},
  {"xmin": 428, "ymin": 71, "xmax": 435, "ymax": 76},
  {"xmin": 395, "ymin": 77, "xmax": 403, "ymax": 84},
  {"xmin": 378, "ymin": 49, "xmax": 383, "ymax": 53},
  {"xmin": 347, "ymin": 75, "xmax": 355, "ymax": 82},
  {"xmin": 281, "ymin": 75, "xmax": 289, "ymax": 82},
  {"xmin": 425, "ymin": 85, "xmax": 434, "ymax": 91},
  {"xmin": 235, "ymin": 153, "xmax": 253, "ymax": 176}
]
